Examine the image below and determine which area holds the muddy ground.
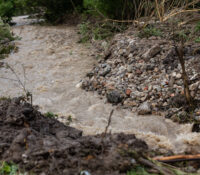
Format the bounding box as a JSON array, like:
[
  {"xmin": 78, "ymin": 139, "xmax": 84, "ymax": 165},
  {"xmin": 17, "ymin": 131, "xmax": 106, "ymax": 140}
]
[{"xmin": 0, "ymin": 97, "xmax": 151, "ymax": 175}]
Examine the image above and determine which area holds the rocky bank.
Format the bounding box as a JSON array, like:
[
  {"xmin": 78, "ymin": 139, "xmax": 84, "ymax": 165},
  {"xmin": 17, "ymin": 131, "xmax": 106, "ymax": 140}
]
[{"xmin": 81, "ymin": 23, "xmax": 200, "ymax": 122}]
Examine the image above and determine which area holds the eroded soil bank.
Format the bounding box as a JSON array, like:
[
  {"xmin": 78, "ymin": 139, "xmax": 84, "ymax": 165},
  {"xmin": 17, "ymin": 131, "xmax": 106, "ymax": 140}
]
[
  {"xmin": 0, "ymin": 16, "xmax": 200, "ymax": 155},
  {"xmin": 0, "ymin": 98, "xmax": 149, "ymax": 175}
]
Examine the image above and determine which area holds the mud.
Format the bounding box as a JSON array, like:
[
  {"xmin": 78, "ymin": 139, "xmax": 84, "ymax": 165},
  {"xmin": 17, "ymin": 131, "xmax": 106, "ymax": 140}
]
[{"xmin": 0, "ymin": 98, "xmax": 148, "ymax": 175}]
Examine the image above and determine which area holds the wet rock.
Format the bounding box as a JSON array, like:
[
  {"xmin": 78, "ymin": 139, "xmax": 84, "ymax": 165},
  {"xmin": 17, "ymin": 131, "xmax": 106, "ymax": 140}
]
[
  {"xmin": 106, "ymin": 90, "xmax": 123, "ymax": 104},
  {"xmin": 137, "ymin": 102, "xmax": 151, "ymax": 115}
]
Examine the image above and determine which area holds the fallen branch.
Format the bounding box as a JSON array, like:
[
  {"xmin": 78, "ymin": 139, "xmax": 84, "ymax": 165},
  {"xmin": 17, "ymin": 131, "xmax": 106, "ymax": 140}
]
[{"xmin": 153, "ymin": 154, "xmax": 200, "ymax": 163}]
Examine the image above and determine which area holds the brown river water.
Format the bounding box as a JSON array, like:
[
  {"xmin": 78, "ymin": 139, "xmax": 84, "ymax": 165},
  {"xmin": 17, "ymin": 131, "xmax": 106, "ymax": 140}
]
[{"xmin": 0, "ymin": 16, "xmax": 200, "ymax": 154}]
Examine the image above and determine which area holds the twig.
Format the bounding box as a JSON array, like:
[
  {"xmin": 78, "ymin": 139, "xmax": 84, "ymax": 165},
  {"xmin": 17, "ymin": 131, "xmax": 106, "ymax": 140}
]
[
  {"xmin": 174, "ymin": 40, "xmax": 193, "ymax": 107},
  {"xmin": 2, "ymin": 63, "xmax": 32, "ymax": 105},
  {"xmin": 153, "ymin": 154, "xmax": 200, "ymax": 163},
  {"xmin": 5, "ymin": 63, "xmax": 27, "ymax": 93},
  {"xmin": 22, "ymin": 64, "xmax": 27, "ymax": 90},
  {"xmin": 102, "ymin": 109, "xmax": 114, "ymax": 138},
  {"xmin": 100, "ymin": 109, "xmax": 114, "ymax": 154},
  {"xmin": 0, "ymin": 76, "xmax": 19, "ymax": 82}
]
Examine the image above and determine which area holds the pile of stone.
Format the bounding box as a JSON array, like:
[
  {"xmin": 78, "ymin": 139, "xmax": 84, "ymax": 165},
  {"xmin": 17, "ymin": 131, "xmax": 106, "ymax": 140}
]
[{"xmin": 81, "ymin": 30, "xmax": 200, "ymax": 115}]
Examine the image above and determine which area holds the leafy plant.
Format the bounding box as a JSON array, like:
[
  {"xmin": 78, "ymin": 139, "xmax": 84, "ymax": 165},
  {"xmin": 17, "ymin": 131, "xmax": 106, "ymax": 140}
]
[
  {"xmin": 0, "ymin": 18, "xmax": 15, "ymax": 59},
  {"xmin": 65, "ymin": 115, "xmax": 73, "ymax": 125},
  {"xmin": 0, "ymin": 161, "xmax": 20, "ymax": 175},
  {"xmin": 44, "ymin": 112, "xmax": 58, "ymax": 118},
  {"xmin": 0, "ymin": 0, "xmax": 15, "ymax": 23},
  {"xmin": 0, "ymin": 18, "xmax": 14, "ymax": 41}
]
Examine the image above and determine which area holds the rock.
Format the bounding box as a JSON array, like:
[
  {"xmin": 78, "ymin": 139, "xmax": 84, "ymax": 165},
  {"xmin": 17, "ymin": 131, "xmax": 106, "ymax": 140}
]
[
  {"xmin": 172, "ymin": 72, "xmax": 177, "ymax": 77},
  {"xmin": 176, "ymin": 73, "xmax": 182, "ymax": 79},
  {"xmin": 76, "ymin": 81, "xmax": 83, "ymax": 88},
  {"xmin": 127, "ymin": 65, "xmax": 133, "ymax": 73},
  {"xmin": 106, "ymin": 90, "xmax": 123, "ymax": 104},
  {"xmin": 99, "ymin": 65, "xmax": 111, "ymax": 76},
  {"xmin": 101, "ymin": 41, "xmax": 108, "ymax": 49},
  {"xmin": 190, "ymin": 82, "xmax": 199, "ymax": 91},
  {"xmin": 194, "ymin": 116, "xmax": 200, "ymax": 121},
  {"xmin": 123, "ymin": 100, "xmax": 137, "ymax": 107},
  {"xmin": 125, "ymin": 89, "xmax": 131, "ymax": 96},
  {"xmin": 137, "ymin": 102, "xmax": 151, "ymax": 115},
  {"xmin": 142, "ymin": 44, "xmax": 161, "ymax": 60},
  {"xmin": 82, "ymin": 27, "xmax": 200, "ymax": 114}
]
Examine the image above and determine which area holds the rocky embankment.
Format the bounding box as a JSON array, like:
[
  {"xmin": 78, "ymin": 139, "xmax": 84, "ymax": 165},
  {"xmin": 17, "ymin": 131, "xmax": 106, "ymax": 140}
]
[{"xmin": 81, "ymin": 26, "xmax": 200, "ymax": 120}]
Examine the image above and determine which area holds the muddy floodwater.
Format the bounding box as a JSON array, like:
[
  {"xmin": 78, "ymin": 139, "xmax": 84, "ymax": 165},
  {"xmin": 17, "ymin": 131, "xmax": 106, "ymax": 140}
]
[{"xmin": 0, "ymin": 16, "xmax": 200, "ymax": 154}]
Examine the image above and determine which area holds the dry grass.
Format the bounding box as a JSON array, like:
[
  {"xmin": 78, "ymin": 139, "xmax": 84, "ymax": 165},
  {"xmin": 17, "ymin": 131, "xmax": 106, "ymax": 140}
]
[{"xmin": 101, "ymin": 0, "xmax": 200, "ymax": 24}]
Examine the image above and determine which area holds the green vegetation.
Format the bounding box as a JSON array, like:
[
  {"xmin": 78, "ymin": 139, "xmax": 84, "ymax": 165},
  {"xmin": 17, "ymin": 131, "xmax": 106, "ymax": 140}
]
[
  {"xmin": 44, "ymin": 112, "xmax": 58, "ymax": 118},
  {"xmin": 27, "ymin": 0, "xmax": 83, "ymax": 23},
  {"xmin": 0, "ymin": 18, "xmax": 15, "ymax": 59},
  {"xmin": 84, "ymin": 0, "xmax": 138, "ymax": 20},
  {"xmin": 78, "ymin": 21, "xmax": 127, "ymax": 43},
  {"xmin": 0, "ymin": 161, "xmax": 23, "ymax": 175},
  {"xmin": 195, "ymin": 21, "xmax": 200, "ymax": 32},
  {"xmin": 138, "ymin": 26, "xmax": 162, "ymax": 38},
  {"xmin": 0, "ymin": 0, "xmax": 28, "ymax": 23},
  {"xmin": 194, "ymin": 21, "xmax": 200, "ymax": 42},
  {"xmin": 0, "ymin": 0, "xmax": 15, "ymax": 23},
  {"xmin": 195, "ymin": 37, "xmax": 200, "ymax": 43},
  {"xmin": 0, "ymin": 19, "xmax": 14, "ymax": 41},
  {"xmin": 127, "ymin": 167, "xmax": 158, "ymax": 175},
  {"xmin": 65, "ymin": 115, "xmax": 73, "ymax": 125}
]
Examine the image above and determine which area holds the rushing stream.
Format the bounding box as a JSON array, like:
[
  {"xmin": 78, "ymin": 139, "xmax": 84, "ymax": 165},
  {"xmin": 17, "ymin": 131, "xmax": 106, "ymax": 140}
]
[{"xmin": 0, "ymin": 16, "xmax": 200, "ymax": 154}]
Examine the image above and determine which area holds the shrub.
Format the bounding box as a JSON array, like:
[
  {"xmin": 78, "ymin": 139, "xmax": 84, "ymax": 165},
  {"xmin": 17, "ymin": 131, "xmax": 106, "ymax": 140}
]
[
  {"xmin": 84, "ymin": 0, "xmax": 140, "ymax": 20},
  {"xmin": 0, "ymin": 18, "xmax": 15, "ymax": 59},
  {"xmin": 28, "ymin": 0, "xmax": 83, "ymax": 23},
  {"xmin": 0, "ymin": 18, "xmax": 14, "ymax": 41},
  {"xmin": 0, "ymin": 0, "xmax": 15, "ymax": 23}
]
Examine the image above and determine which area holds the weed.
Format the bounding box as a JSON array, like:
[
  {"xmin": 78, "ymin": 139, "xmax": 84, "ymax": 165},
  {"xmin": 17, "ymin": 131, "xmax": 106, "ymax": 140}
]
[
  {"xmin": 127, "ymin": 167, "xmax": 158, "ymax": 175},
  {"xmin": 78, "ymin": 22, "xmax": 91, "ymax": 43},
  {"xmin": 44, "ymin": 112, "xmax": 58, "ymax": 118},
  {"xmin": 65, "ymin": 115, "xmax": 73, "ymax": 125},
  {"xmin": 0, "ymin": 97, "xmax": 10, "ymax": 101},
  {"xmin": 195, "ymin": 37, "xmax": 200, "ymax": 43},
  {"xmin": 78, "ymin": 20, "xmax": 127, "ymax": 43},
  {"xmin": 0, "ymin": 18, "xmax": 15, "ymax": 59},
  {"xmin": 172, "ymin": 30, "xmax": 189, "ymax": 42},
  {"xmin": 195, "ymin": 21, "xmax": 200, "ymax": 32},
  {"xmin": 138, "ymin": 26, "xmax": 162, "ymax": 38},
  {"xmin": 0, "ymin": 161, "xmax": 21, "ymax": 175},
  {"xmin": 0, "ymin": 19, "xmax": 14, "ymax": 42}
]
